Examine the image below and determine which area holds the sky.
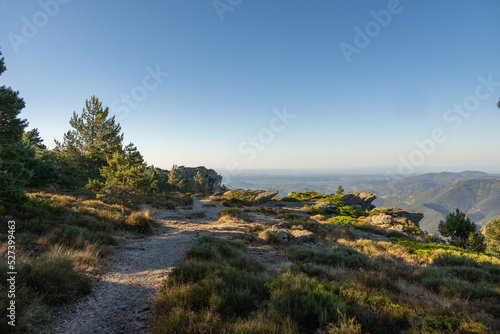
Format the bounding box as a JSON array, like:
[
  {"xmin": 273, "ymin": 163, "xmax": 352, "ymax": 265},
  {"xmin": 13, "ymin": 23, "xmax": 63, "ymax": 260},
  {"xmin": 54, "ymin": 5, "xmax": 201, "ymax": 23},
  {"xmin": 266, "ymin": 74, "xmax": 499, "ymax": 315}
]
[{"xmin": 0, "ymin": 0, "xmax": 499, "ymax": 177}]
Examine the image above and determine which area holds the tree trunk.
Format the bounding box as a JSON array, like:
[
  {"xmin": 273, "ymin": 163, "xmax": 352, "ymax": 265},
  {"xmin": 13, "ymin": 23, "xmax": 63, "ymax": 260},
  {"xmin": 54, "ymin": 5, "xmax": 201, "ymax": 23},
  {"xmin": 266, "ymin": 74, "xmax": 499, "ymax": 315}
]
[{"xmin": 121, "ymin": 196, "xmax": 126, "ymax": 217}]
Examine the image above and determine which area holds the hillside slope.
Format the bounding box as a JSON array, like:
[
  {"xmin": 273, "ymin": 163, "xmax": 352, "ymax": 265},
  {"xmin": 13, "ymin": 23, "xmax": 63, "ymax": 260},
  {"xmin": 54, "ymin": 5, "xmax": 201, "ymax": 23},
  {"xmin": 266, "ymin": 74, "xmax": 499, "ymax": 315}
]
[{"xmin": 384, "ymin": 179, "xmax": 500, "ymax": 234}]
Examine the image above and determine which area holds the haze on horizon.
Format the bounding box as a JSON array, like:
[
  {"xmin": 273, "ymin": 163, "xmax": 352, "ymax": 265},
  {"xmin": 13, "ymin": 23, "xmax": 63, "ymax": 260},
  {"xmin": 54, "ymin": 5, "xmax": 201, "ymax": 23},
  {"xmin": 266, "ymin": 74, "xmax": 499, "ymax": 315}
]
[{"xmin": 0, "ymin": 0, "xmax": 499, "ymax": 175}]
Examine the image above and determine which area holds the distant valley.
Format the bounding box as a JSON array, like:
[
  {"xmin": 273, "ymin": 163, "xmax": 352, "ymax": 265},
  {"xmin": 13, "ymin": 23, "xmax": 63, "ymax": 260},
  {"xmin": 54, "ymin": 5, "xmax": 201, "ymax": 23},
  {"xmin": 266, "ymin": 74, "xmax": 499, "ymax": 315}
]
[{"xmin": 224, "ymin": 170, "xmax": 500, "ymax": 234}]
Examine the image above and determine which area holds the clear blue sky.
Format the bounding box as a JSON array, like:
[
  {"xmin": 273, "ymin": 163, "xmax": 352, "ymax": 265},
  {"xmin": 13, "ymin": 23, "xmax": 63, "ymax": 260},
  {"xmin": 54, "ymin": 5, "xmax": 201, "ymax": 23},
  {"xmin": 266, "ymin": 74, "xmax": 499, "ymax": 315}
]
[{"xmin": 1, "ymin": 0, "xmax": 499, "ymax": 176}]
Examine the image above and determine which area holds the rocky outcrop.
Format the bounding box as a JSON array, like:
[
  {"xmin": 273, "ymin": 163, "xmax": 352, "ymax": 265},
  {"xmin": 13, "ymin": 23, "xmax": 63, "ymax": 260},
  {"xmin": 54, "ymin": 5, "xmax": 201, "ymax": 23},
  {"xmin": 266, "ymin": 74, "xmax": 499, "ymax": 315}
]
[
  {"xmin": 255, "ymin": 190, "xmax": 279, "ymax": 204},
  {"xmin": 372, "ymin": 208, "xmax": 424, "ymax": 226},
  {"xmin": 312, "ymin": 201, "xmax": 337, "ymax": 213},
  {"xmin": 341, "ymin": 192, "xmax": 378, "ymax": 210},
  {"xmin": 174, "ymin": 166, "xmax": 227, "ymax": 194},
  {"xmin": 359, "ymin": 208, "xmax": 426, "ymax": 240}
]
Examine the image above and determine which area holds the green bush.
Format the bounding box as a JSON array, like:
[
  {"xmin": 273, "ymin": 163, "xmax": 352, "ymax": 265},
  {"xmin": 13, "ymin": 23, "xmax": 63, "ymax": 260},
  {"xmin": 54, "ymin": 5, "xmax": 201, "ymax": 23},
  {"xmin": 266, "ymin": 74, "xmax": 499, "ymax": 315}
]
[
  {"xmin": 302, "ymin": 205, "xmax": 326, "ymax": 216},
  {"xmin": 267, "ymin": 271, "xmax": 347, "ymax": 333},
  {"xmin": 328, "ymin": 216, "xmax": 355, "ymax": 225},
  {"xmin": 485, "ymin": 217, "xmax": 500, "ymax": 255}
]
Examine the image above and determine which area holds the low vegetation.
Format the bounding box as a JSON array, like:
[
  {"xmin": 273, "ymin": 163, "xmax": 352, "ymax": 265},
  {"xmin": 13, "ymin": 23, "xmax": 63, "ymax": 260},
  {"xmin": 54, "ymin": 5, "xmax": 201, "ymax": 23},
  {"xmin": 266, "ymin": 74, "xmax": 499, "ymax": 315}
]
[
  {"xmin": 154, "ymin": 234, "xmax": 500, "ymax": 333},
  {"xmin": 0, "ymin": 191, "xmax": 178, "ymax": 332},
  {"xmin": 218, "ymin": 208, "xmax": 251, "ymax": 222},
  {"xmin": 212, "ymin": 189, "xmax": 259, "ymax": 207},
  {"xmin": 484, "ymin": 217, "xmax": 500, "ymax": 255}
]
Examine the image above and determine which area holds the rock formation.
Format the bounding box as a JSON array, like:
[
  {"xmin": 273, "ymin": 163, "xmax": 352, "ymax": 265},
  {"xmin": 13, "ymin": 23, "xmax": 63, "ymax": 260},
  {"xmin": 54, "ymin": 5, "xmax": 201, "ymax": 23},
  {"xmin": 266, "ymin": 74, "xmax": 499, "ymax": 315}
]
[
  {"xmin": 174, "ymin": 166, "xmax": 227, "ymax": 194},
  {"xmin": 341, "ymin": 192, "xmax": 378, "ymax": 210},
  {"xmin": 254, "ymin": 190, "xmax": 279, "ymax": 204}
]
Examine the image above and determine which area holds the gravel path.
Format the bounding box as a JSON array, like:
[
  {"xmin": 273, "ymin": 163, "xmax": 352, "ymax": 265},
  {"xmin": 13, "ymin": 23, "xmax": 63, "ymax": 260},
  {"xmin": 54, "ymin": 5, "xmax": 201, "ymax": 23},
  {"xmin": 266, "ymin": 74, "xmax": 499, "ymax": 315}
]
[{"xmin": 50, "ymin": 198, "xmax": 221, "ymax": 334}]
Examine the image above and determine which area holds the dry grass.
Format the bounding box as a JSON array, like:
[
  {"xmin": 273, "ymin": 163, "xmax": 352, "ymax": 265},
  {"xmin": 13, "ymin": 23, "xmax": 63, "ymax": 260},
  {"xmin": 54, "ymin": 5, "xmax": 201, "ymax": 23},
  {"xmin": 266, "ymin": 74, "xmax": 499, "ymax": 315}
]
[
  {"xmin": 0, "ymin": 190, "xmax": 184, "ymax": 331},
  {"xmin": 337, "ymin": 238, "xmax": 420, "ymax": 265}
]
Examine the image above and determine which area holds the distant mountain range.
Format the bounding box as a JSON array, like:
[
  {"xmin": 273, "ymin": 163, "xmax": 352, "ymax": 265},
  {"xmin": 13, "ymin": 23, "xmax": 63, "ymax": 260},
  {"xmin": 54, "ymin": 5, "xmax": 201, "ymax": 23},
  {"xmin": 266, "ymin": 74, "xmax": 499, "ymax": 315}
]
[
  {"xmin": 382, "ymin": 178, "xmax": 500, "ymax": 234},
  {"xmin": 224, "ymin": 170, "xmax": 500, "ymax": 235},
  {"xmin": 375, "ymin": 171, "xmax": 492, "ymax": 198}
]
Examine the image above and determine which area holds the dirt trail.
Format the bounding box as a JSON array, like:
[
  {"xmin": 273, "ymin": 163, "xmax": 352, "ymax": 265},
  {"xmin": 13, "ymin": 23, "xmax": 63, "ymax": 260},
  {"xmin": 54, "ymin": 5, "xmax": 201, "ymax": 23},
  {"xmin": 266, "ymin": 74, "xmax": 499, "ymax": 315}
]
[{"xmin": 50, "ymin": 198, "xmax": 224, "ymax": 334}]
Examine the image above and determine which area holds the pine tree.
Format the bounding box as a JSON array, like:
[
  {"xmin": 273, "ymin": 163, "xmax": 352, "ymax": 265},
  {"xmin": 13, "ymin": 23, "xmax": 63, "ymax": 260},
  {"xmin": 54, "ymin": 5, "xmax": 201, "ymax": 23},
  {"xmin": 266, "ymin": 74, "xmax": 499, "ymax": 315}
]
[
  {"xmin": 177, "ymin": 178, "xmax": 187, "ymax": 192},
  {"xmin": 0, "ymin": 50, "xmax": 33, "ymax": 212},
  {"xmin": 87, "ymin": 151, "xmax": 156, "ymax": 216},
  {"xmin": 124, "ymin": 142, "xmax": 144, "ymax": 166},
  {"xmin": 193, "ymin": 170, "xmax": 207, "ymax": 194},
  {"xmin": 438, "ymin": 209, "xmax": 485, "ymax": 251},
  {"xmin": 336, "ymin": 185, "xmax": 345, "ymax": 195},
  {"xmin": 24, "ymin": 128, "xmax": 46, "ymax": 149},
  {"xmin": 59, "ymin": 96, "xmax": 123, "ymax": 179},
  {"xmin": 168, "ymin": 164, "xmax": 180, "ymax": 191}
]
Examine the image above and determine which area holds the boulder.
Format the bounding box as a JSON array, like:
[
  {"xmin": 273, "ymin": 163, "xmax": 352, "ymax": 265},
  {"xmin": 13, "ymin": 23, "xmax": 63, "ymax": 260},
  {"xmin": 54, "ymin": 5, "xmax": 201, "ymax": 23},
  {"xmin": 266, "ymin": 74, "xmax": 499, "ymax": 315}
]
[
  {"xmin": 374, "ymin": 208, "xmax": 424, "ymax": 225},
  {"xmin": 255, "ymin": 190, "xmax": 279, "ymax": 204},
  {"xmin": 341, "ymin": 192, "xmax": 378, "ymax": 210},
  {"xmin": 368, "ymin": 213, "xmax": 393, "ymax": 225}
]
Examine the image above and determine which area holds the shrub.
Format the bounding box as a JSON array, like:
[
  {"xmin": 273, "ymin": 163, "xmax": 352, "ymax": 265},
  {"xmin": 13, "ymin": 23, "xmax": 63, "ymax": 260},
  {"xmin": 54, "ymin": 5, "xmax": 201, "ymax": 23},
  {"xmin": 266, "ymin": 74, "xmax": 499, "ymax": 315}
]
[
  {"xmin": 258, "ymin": 230, "xmax": 284, "ymax": 244},
  {"xmin": 303, "ymin": 205, "xmax": 326, "ymax": 216},
  {"xmin": 154, "ymin": 237, "xmax": 270, "ymax": 332},
  {"xmin": 275, "ymin": 191, "xmax": 319, "ymax": 202},
  {"xmin": 218, "ymin": 208, "xmax": 251, "ymax": 221},
  {"xmin": 328, "ymin": 216, "xmax": 355, "ymax": 225},
  {"xmin": 24, "ymin": 251, "xmax": 92, "ymax": 305},
  {"xmin": 267, "ymin": 271, "xmax": 346, "ymax": 333},
  {"xmin": 485, "ymin": 217, "xmax": 500, "ymax": 255},
  {"xmin": 124, "ymin": 210, "xmax": 158, "ymax": 234}
]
